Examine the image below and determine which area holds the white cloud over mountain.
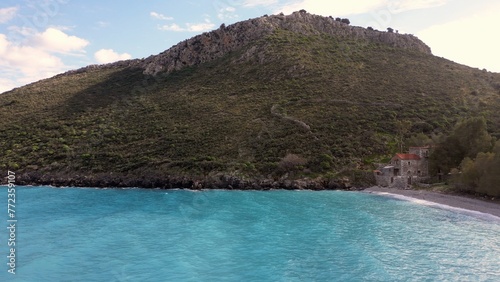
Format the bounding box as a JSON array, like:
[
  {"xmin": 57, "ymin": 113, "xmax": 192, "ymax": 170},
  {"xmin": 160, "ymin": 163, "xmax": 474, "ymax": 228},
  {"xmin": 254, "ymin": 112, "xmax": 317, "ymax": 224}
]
[
  {"xmin": 31, "ymin": 27, "xmax": 88, "ymax": 53},
  {"xmin": 0, "ymin": 27, "xmax": 89, "ymax": 93},
  {"xmin": 94, "ymin": 48, "xmax": 132, "ymax": 64},
  {"xmin": 158, "ymin": 18, "xmax": 215, "ymax": 32},
  {"xmin": 257, "ymin": 0, "xmax": 448, "ymax": 16},
  {"xmin": 150, "ymin": 12, "xmax": 173, "ymax": 21},
  {"xmin": 418, "ymin": 4, "xmax": 500, "ymax": 72}
]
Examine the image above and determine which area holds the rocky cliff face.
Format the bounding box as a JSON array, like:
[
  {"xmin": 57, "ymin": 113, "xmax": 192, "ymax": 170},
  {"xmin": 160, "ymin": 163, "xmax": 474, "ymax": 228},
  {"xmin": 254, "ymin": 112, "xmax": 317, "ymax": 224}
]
[{"xmin": 140, "ymin": 11, "xmax": 431, "ymax": 76}]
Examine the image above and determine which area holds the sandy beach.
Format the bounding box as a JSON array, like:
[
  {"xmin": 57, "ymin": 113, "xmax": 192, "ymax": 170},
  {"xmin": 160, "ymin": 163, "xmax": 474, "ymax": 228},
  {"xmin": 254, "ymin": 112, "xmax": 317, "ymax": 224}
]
[{"xmin": 363, "ymin": 186, "xmax": 500, "ymax": 218}]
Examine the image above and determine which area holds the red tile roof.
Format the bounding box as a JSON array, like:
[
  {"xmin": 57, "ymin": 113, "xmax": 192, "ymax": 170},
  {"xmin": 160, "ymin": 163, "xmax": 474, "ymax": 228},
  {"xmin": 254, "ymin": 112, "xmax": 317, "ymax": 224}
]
[{"xmin": 394, "ymin": 153, "xmax": 421, "ymax": 160}]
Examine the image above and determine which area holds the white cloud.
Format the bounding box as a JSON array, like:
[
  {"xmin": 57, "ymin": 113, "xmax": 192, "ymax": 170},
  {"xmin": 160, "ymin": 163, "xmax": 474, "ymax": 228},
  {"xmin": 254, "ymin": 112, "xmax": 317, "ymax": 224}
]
[
  {"xmin": 243, "ymin": 0, "xmax": 278, "ymax": 7},
  {"xmin": 96, "ymin": 21, "xmax": 109, "ymax": 28},
  {"xmin": 0, "ymin": 34, "xmax": 7, "ymax": 54},
  {"xmin": 387, "ymin": 0, "xmax": 447, "ymax": 14},
  {"xmin": 158, "ymin": 18, "xmax": 215, "ymax": 32},
  {"xmin": 6, "ymin": 25, "xmax": 35, "ymax": 37},
  {"xmin": 31, "ymin": 27, "xmax": 89, "ymax": 54},
  {"xmin": 270, "ymin": 0, "xmax": 447, "ymax": 16},
  {"xmin": 274, "ymin": 0, "xmax": 385, "ymax": 16},
  {"xmin": 0, "ymin": 6, "xmax": 17, "ymax": 24},
  {"xmin": 158, "ymin": 23, "xmax": 184, "ymax": 32},
  {"xmin": 418, "ymin": 4, "xmax": 500, "ymax": 72},
  {"xmin": 150, "ymin": 12, "xmax": 173, "ymax": 21},
  {"xmin": 186, "ymin": 21, "xmax": 216, "ymax": 32},
  {"xmin": 217, "ymin": 7, "xmax": 238, "ymax": 20},
  {"xmin": 3, "ymin": 44, "xmax": 63, "ymax": 75},
  {"xmin": 0, "ymin": 28, "xmax": 90, "ymax": 93},
  {"xmin": 94, "ymin": 49, "xmax": 132, "ymax": 64},
  {"xmin": 0, "ymin": 78, "xmax": 17, "ymax": 93}
]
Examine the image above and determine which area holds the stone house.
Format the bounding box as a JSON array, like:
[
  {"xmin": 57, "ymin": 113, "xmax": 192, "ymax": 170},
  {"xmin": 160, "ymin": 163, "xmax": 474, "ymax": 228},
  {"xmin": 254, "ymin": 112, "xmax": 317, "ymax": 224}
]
[{"xmin": 374, "ymin": 146, "xmax": 431, "ymax": 188}]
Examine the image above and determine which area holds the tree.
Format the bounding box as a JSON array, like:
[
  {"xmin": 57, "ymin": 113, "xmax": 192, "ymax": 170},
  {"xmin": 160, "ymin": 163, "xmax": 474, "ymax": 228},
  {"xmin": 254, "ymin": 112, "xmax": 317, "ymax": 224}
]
[
  {"xmin": 430, "ymin": 117, "xmax": 493, "ymax": 174},
  {"xmin": 387, "ymin": 27, "xmax": 394, "ymax": 33},
  {"xmin": 341, "ymin": 18, "xmax": 350, "ymax": 25},
  {"xmin": 444, "ymin": 137, "xmax": 499, "ymax": 197},
  {"xmin": 451, "ymin": 157, "xmax": 479, "ymax": 192},
  {"xmin": 429, "ymin": 135, "xmax": 462, "ymax": 175},
  {"xmin": 453, "ymin": 117, "xmax": 492, "ymax": 158},
  {"xmin": 395, "ymin": 119, "xmax": 412, "ymax": 152},
  {"xmin": 407, "ymin": 133, "xmax": 432, "ymax": 147},
  {"xmin": 477, "ymin": 141, "xmax": 500, "ymax": 196}
]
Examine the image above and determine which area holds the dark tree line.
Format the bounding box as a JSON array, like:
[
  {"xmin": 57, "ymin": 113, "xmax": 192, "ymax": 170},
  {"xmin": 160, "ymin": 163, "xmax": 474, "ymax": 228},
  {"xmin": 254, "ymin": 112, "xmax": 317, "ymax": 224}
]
[{"xmin": 430, "ymin": 117, "xmax": 499, "ymax": 196}]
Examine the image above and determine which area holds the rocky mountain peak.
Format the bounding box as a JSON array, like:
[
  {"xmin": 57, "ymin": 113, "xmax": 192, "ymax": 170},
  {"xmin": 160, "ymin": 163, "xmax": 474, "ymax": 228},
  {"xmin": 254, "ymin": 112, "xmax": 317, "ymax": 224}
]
[{"xmin": 140, "ymin": 11, "xmax": 431, "ymax": 76}]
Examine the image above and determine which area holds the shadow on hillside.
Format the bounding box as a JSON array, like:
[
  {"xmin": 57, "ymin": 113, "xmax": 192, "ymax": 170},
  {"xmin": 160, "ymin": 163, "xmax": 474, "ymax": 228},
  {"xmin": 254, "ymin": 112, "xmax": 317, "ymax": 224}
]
[{"xmin": 57, "ymin": 67, "xmax": 148, "ymax": 117}]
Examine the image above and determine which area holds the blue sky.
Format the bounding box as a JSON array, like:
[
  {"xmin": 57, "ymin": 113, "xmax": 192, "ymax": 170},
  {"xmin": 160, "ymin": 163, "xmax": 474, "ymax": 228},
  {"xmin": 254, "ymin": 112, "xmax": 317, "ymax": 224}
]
[{"xmin": 1, "ymin": 0, "xmax": 499, "ymax": 93}]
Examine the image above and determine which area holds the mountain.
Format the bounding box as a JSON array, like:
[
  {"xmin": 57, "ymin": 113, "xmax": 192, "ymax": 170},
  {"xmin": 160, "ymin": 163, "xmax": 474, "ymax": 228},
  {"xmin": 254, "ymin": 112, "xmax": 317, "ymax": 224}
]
[{"xmin": 1, "ymin": 11, "xmax": 500, "ymax": 189}]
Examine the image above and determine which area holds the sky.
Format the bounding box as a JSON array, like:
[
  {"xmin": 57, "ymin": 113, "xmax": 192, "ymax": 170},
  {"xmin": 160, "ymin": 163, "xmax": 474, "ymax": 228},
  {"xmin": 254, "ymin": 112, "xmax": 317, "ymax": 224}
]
[{"xmin": 1, "ymin": 0, "xmax": 499, "ymax": 93}]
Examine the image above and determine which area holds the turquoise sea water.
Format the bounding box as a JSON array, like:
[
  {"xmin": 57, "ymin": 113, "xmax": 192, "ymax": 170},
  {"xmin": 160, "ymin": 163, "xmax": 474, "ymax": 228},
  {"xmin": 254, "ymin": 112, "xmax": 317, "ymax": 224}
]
[{"xmin": 1, "ymin": 187, "xmax": 499, "ymax": 281}]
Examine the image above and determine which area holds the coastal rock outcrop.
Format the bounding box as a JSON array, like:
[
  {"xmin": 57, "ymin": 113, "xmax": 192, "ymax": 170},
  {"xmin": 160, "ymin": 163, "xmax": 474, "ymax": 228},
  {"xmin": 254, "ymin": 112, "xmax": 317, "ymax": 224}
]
[{"xmin": 16, "ymin": 171, "xmax": 363, "ymax": 191}]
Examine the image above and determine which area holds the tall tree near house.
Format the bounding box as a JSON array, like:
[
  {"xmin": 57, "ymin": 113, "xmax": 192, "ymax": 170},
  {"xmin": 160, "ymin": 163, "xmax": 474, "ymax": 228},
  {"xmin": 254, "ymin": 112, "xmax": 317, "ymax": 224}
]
[
  {"xmin": 453, "ymin": 117, "xmax": 493, "ymax": 158},
  {"xmin": 430, "ymin": 117, "xmax": 493, "ymax": 175},
  {"xmin": 395, "ymin": 120, "xmax": 412, "ymax": 153},
  {"xmin": 477, "ymin": 141, "xmax": 500, "ymax": 196},
  {"xmin": 407, "ymin": 133, "xmax": 433, "ymax": 147},
  {"xmin": 452, "ymin": 153, "xmax": 493, "ymax": 192},
  {"xmin": 430, "ymin": 134, "xmax": 462, "ymax": 175},
  {"xmin": 450, "ymin": 141, "xmax": 500, "ymax": 197}
]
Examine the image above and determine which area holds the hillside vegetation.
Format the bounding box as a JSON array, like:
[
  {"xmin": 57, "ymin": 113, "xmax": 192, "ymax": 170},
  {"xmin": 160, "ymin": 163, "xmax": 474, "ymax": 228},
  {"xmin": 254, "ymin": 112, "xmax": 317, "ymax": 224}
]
[
  {"xmin": 430, "ymin": 117, "xmax": 500, "ymax": 196},
  {"xmin": 1, "ymin": 12, "xmax": 500, "ymax": 188}
]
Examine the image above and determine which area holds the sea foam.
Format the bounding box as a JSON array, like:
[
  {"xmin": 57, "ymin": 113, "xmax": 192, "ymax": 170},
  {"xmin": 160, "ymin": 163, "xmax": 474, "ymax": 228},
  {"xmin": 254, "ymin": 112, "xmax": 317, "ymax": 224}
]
[{"xmin": 369, "ymin": 191, "xmax": 500, "ymax": 222}]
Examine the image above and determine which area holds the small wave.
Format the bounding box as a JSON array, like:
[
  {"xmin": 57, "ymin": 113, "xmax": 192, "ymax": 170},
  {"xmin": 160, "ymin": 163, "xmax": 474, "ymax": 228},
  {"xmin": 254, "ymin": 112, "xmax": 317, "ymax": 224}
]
[{"xmin": 369, "ymin": 192, "xmax": 500, "ymax": 222}]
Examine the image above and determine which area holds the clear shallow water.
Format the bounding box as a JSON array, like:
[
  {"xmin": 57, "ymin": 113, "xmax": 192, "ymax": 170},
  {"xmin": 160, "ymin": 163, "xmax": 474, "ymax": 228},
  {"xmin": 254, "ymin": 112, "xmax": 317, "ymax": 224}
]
[{"xmin": 1, "ymin": 187, "xmax": 499, "ymax": 281}]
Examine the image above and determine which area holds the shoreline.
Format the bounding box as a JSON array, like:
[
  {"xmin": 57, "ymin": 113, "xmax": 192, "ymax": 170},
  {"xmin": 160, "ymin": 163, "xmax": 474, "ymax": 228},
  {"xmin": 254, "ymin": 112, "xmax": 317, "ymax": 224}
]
[
  {"xmin": 363, "ymin": 186, "xmax": 500, "ymax": 218},
  {"xmin": 13, "ymin": 171, "xmax": 357, "ymax": 190},
  {"xmin": 11, "ymin": 171, "xmax": 500, "ymax": 218}
]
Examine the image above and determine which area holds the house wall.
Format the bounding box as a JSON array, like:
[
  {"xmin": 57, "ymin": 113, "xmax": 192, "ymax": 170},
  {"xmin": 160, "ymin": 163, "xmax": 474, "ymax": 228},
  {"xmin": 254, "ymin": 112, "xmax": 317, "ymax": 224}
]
[
  {"xmin": 392, "ymin": 176, "xmax": 408, "ymax": 188},
  {"xmin": 374, "ymin": 172, "xmax": 422, "ymax": 188},
  {"xmin": 374, "ymin": 166, "xmax": 394, "ymax": 187},
  {"xmin": 396, "ymin": 159, "xmax": 419, "ymax": 177},
  {"xmin": 374, "ymin": 174, "xmax": 390, "ymax": 187},
  {"xmin": 409, "ymin": 147, "xmax": 430, "ymax": 177},
  {"xmin": 418, "ymin": 159, "xmax": 429, "ymax": 177}
]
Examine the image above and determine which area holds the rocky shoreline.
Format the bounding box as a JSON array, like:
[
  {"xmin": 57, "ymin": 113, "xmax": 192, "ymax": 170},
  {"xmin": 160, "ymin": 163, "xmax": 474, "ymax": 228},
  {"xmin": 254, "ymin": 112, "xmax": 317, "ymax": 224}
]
[
  {"xmin": 12, "ymin": 172, "xmax": 500, "ymax": 218},
  {"xmin": 14, "ymin": 171, "xmax": 363, "ymax": 191}
]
